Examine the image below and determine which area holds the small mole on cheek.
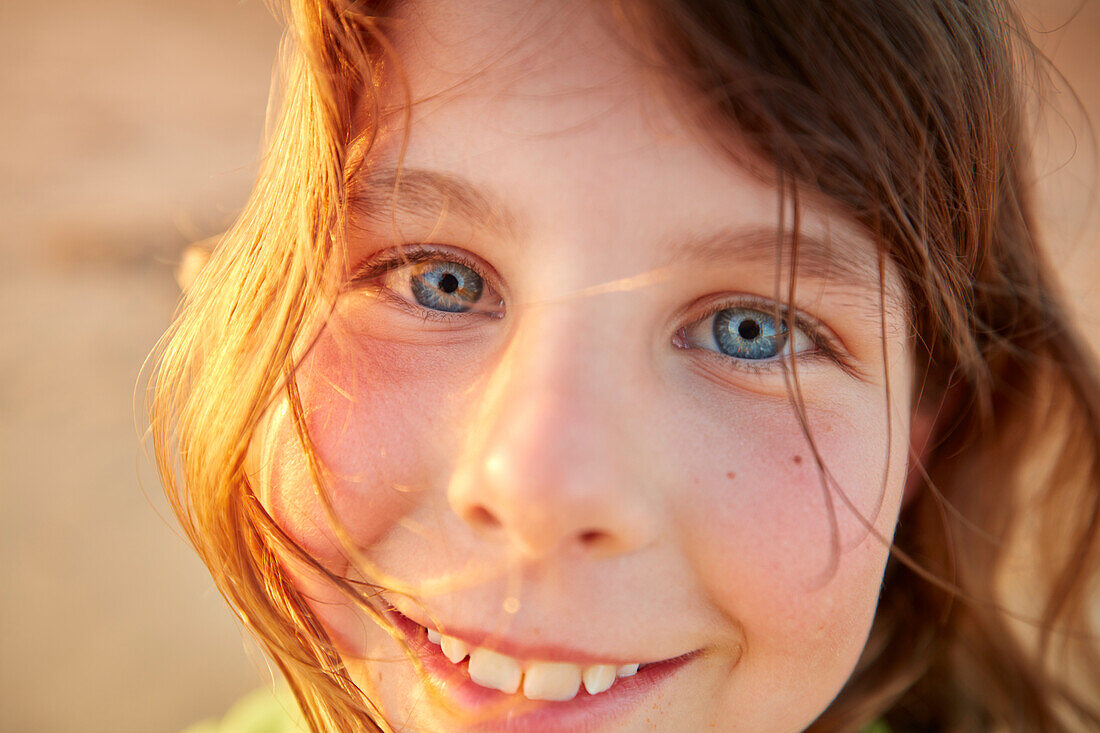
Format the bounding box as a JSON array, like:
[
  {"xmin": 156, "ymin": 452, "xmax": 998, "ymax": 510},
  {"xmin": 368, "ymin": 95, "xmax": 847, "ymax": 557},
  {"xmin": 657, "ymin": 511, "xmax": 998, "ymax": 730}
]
[
  {"xmin": 792, "ymin": 455, "xmax": 803, "ymax": 465},
  {"xmin": 726, "ymin": 471, "xmax": 736, "ymax": 480}
]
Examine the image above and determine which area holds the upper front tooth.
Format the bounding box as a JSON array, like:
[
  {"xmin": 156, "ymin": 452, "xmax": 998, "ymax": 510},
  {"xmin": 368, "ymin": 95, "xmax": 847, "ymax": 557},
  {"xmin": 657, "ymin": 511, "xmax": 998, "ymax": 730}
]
[
  {"xmin": 523, "ymin": 662, "xmax": 582, "ymax": 701},
  {"xmin": 468, "ymin": 647, "xmax": 523, "ymax": 694},
  {"xmin": 582, "ymin": 664, "xmax": 617, "ymax": 695},
  {"xmin": 440, "ymin": 634, "xmax": 469, "ymax": 664},
  {"xmin": 436, "ymin": 631, "xmax": 640, "ymax": 700}
]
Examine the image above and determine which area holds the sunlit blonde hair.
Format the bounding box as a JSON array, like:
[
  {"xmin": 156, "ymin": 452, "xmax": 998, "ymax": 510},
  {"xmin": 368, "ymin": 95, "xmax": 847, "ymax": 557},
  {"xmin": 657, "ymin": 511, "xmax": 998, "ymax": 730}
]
[{"xmin": 150, "ymin": 0, "xmax": 1100, "ymax": 730}]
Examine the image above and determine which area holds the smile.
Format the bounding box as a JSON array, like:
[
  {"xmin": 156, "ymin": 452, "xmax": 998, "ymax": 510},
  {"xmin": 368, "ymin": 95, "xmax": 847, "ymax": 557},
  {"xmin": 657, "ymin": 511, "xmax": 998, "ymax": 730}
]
[
  {"xmin": 384, "ymin": 606, "xmax": 701, "ymax": 729},
  {"xmin": 426, "ymin": 624, "xmax": 641, "ymax": 700}
]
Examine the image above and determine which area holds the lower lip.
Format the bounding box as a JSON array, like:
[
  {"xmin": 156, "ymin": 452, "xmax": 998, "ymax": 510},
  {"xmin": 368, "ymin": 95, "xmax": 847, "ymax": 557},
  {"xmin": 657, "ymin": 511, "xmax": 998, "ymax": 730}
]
[{"xmin": 384, "ymin": 608, "xmax": 698, "ymax": 733}]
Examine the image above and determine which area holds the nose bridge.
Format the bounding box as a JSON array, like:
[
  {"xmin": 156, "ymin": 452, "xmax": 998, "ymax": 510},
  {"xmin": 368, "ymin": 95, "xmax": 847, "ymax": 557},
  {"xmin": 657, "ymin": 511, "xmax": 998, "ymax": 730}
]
[
  {"xmin": 448, "ymin": 298, "xmax": 659, "ymax": 559},
  {"xmin": 498, "ymin": 297, "xmax": 611, "ymax": 417}
]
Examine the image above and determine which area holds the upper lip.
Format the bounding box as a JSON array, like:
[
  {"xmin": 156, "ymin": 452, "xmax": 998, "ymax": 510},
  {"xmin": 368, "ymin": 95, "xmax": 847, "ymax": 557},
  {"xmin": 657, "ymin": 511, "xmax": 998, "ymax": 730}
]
[{"xmin": 385, "ymin": 602, "xmax": 687, "ymax": 667}]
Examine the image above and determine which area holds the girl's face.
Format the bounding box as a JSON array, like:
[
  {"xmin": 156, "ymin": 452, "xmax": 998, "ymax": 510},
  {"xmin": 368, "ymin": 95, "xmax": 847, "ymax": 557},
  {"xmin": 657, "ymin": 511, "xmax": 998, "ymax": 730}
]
[{"xmin": 253, "ymin": 1, "xmax": 915, "ymax": 730}]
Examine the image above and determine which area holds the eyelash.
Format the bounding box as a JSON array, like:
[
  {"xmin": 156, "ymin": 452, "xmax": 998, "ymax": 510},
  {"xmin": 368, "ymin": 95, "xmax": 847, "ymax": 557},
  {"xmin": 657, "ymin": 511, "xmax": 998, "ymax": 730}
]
[
  {"xmin": 348, "ymin": 246, "xmax": 505, "ymax": 322},
  {"xmin": 349, "ymin": 246, "xmax": 845, "ymax": 371},
  {"xmin": 673, "ymin": 296, "xmax": 842, "ymax": 374}
]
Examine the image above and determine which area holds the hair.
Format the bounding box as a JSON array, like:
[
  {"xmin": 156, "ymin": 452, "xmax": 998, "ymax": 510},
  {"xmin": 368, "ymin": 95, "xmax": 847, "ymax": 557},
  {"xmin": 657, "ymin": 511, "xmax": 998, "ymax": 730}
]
[{"xmin": 149, "ymin": 0, "xmax": 1100, "ymax": 731}]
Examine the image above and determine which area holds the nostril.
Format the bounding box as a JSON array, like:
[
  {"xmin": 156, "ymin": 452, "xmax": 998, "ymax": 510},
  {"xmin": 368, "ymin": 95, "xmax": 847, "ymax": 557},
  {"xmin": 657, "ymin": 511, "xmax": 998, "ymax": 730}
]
[
  {"xmin": 579, "ymin": 529, "xmax": 607, "ymax": 546},
  {"xmin": 466, "ymin": 505, "xmax": 501, "ymax": 530}
]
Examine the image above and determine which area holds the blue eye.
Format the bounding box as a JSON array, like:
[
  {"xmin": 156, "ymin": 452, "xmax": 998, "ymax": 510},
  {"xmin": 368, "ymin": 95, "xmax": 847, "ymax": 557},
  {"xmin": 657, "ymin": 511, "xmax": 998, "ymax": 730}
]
[
  {"xmin": 409, "ymin": 260, "xmax": 484, "ymax": 312},
  {"xmin": 679, "ymin": 304, "xmax": 816, "ymax": 363},
  {"xmin": 358, "ymin": 249, "xmax": 505, "ymax": 319},
  {"xmin": 713, "ymin": 308, "xmax": 786, "ymax": 359}
]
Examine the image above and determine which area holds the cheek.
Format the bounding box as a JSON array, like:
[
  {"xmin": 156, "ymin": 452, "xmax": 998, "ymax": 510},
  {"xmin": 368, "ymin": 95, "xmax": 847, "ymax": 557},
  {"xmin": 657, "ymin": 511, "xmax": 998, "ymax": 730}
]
[
  {"xmin": 669, "ymin": 387, "xmax": 905, "ymax": 689},
  {"xmin": 249, "ymin": 317, "xmax": 480, "ymax": 636},
  {"xmin": 674, "ymin": 387, "xmax": 900, "ymax": 558}
]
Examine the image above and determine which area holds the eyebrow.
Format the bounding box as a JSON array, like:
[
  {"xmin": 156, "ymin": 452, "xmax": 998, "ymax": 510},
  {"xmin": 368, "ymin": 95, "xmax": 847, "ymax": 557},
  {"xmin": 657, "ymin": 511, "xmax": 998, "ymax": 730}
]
[
  {"xmin": 349, "ymin": 165, "xmax": 525, "ymax": 242},
  {"xmin": 664, "ymin": 224, "xmax": 889, "ymax": 298},
  {"xmin": 348, "ymin": 165, "xmax": 892, "ymax": 298}
]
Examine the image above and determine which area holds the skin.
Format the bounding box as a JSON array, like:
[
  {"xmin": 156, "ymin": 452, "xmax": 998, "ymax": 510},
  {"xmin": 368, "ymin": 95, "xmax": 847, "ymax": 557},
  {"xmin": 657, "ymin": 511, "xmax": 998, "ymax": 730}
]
[{"xmin": 250, "ymin": 1, "xmax": 917, "ymax": 730}]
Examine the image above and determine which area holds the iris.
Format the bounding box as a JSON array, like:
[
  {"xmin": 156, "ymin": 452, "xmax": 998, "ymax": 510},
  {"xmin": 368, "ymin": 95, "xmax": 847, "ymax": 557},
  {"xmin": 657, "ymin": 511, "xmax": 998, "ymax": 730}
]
[
  {"xmin": 712, "ymin": 308, "xmax": 788, "ymax": 359},
  {"xmin": 409, "ymin": 260, "xmax": 484, "ymax": 312}
]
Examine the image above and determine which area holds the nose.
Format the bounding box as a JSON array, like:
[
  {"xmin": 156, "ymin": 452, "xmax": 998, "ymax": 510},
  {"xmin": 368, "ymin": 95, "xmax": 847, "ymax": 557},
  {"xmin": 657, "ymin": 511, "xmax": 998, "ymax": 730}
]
[{"xmin": 447, "ymin": 303, "xmax": 661, "ymax": 560}]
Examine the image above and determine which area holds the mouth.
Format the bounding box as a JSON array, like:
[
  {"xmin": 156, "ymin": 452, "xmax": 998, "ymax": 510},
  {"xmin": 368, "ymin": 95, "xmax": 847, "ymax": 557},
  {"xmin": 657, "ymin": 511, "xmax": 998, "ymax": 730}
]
[{"xmin": 383, "ymin": 606, "xmax": 700, "ymax": 731}]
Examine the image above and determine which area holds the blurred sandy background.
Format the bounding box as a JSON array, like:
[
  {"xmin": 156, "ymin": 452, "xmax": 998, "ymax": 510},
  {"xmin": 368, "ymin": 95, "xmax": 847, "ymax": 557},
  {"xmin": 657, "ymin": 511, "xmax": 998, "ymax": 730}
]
[{"xmin": 0, "ymin": 1, "xmax": 1095, "ymax": 732}]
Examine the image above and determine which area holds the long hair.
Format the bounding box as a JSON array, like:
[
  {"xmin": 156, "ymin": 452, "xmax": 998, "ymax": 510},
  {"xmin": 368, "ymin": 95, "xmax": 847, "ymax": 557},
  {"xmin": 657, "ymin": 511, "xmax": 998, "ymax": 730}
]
[{"xmin": 149, "ymin": 1, "xmax": 1100, "ymax": 730}]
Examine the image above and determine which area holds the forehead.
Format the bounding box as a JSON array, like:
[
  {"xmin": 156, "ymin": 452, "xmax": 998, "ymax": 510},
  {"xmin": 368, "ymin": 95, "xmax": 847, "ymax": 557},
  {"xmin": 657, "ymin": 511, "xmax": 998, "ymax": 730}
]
[
  {"xmin": 377, "ymin": 1, "xmax": 683, "ymax": 170},
  {"xmin": 361, "ymin": 0, "xmax": 904, "ymax": 309},
  {"xmin": 385, "ymin": 1, "xmax": 637, "ymax": 105}
]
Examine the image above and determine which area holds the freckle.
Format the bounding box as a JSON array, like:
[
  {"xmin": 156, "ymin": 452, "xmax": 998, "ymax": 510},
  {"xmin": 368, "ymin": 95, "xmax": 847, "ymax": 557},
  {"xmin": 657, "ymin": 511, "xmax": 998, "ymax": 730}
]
[
  {"xmin": 793, "ymin": 455, "xmax": 803, "ymax": 465},
  {"xmin": 726, "ymin": 471, "xmax": 736, "ymax": 480}
]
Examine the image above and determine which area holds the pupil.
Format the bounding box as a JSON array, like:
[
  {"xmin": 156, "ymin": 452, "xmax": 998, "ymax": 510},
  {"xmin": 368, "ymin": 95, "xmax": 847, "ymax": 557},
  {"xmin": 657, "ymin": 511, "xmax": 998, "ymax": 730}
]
[
  {"xmin": 439, "ymin": 273, "xmax": 459, "ymax": 293},
  {"xmin": 738, "ymin": 319, "xmax": 761, "ymax": 340}
]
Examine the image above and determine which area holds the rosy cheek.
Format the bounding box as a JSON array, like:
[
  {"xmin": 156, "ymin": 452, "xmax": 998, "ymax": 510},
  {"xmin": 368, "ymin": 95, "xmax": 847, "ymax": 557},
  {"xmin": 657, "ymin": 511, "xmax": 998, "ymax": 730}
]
[
  {"xmin": 674, "ymin": 393, "xmax": 899, "ymax": 656},
  {"xmin": 253, "ymin": 317, "xmax": 477, "ymax": 597}
]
